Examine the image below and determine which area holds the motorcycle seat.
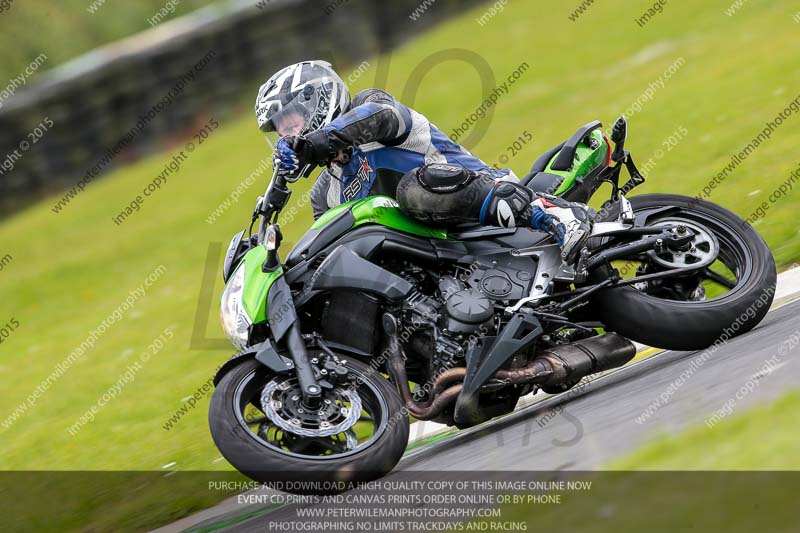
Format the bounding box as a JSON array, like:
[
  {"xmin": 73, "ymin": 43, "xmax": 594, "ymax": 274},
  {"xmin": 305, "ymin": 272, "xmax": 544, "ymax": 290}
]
[
  {"xmin": 449, "ymin": 223, "xmax": 517, "ymax": 239},
  {"xmin": 518, "ymin": 141, "xmax": 566, "ymax": 194},
  {"xmin": 522, "ymin": 171, "xmax": 565, "ymax": 195}
]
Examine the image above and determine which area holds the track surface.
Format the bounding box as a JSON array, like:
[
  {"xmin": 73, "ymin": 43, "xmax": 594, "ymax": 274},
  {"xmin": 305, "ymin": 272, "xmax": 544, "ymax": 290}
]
[
  {"xmin": 161, "ymin": 299, "xmax": 799, "ymax": 532},
  {"xmin": 402, "ymin": 299, "xmax": 798, "ymax": 472}
]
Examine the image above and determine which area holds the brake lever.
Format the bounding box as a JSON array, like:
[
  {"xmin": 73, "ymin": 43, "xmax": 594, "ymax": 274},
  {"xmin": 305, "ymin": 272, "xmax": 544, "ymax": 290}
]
[{"xmin": 283, "ymin": 167, "xmax": 305, "ymax": 183}]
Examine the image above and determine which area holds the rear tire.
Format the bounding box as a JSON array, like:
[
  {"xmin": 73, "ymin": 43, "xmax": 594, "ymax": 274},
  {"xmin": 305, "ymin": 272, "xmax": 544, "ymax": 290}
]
[{"xmin": 589, "ymin": 194, "xmax": 776, "ymax": 351}]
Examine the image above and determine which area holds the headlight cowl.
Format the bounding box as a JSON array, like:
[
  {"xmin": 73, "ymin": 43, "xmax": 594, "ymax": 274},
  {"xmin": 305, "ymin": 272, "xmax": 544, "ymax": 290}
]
[{"xmin": 220, "ymin": 265, "xmax": 252, "ymax": 351}]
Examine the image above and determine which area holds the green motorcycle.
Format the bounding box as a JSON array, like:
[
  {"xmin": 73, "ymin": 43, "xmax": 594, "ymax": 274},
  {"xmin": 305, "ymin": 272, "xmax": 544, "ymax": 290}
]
[{"xmin": 209, "ymin": 117, "xmax": 776, "ymax": 489}]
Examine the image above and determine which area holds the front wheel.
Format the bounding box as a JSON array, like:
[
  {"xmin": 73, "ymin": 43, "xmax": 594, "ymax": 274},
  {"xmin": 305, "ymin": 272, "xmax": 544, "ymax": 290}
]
[
  {"xmin": 589, "ymin": 194, "xmax": 777, "ymax": 351},
  {"xmin": 209, "ymin": 356, "xmax": 409, "ymax": 493}
]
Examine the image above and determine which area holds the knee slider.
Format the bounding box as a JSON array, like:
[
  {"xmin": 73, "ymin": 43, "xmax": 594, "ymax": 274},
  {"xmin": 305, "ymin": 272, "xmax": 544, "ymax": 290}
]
[{"xmin": 416, "ymin": 163, "xmax": 478, "ymax": 193}]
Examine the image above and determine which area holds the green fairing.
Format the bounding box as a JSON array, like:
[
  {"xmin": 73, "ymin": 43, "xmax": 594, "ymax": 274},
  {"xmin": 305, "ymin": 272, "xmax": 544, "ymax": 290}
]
[
  {"xmin": 352, "ymin": 196, "xmax": 448, "ymax": 239},
  {"xmin": 238, "ymin": 246, "xmax": 282, "ymax": 324},
  {"xmin": 311, "ymin": 196, "xmax": 448, "ymax": 239},
  {"xmin": 310, "ymin": 201, "xmax": 353, "ymax": 229},
  {"xmin": 546, "ymin": 130, "xmax": 609, "ymax": 195}
]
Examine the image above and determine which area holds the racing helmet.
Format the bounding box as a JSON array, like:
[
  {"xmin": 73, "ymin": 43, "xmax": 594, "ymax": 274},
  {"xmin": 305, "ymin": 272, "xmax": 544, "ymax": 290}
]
[{"xmin": 255, "ymin": 60, "xmax": 350, "ymax": 137}]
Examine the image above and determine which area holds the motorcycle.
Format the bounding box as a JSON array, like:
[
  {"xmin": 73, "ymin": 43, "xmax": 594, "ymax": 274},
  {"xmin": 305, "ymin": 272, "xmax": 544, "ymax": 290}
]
[{"xmin": 208, "ymin": 117, "xmax": 776, "ymax": 490}]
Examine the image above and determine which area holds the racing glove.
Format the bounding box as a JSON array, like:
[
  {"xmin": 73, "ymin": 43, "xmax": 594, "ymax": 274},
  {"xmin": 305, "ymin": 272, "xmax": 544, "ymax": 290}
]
[
  {"xmin": 292, "ymin": 130, "xmax": 338, "ymax": 167},
  {"xmin": 273, "ymin": 137, "xmax": 300, "ymax": 178},
  {"xmin": 275, "ymin": 132, "xmax": 339, "ymax": 178}
]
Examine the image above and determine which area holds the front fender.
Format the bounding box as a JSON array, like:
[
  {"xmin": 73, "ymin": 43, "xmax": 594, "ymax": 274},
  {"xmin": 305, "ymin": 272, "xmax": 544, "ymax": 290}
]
[
  {"xmin": 213, "ymin": 339, "xmax": 294, "ymax": 386},
  {"xmin": 213, "ymin": 351, "xmax": 254, "ymax": 387}
]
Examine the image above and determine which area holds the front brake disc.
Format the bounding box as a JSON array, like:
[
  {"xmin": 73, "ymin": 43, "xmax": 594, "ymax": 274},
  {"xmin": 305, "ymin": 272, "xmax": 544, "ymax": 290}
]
[{"xmin": 260, "ymin": 378, "xmax": 362, "ymax": 438}]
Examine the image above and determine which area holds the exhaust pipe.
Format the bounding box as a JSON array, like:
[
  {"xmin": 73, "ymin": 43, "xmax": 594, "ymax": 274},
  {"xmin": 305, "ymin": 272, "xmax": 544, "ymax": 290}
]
[
  {"xmin": 384, "ymin": 333, "xmax": 635, "ymax": 421},
  {"xmin": 530, "ymin": 333, "xmax": 636, "ymax": 388},
  {"xmin": 385, "ymin": 341, "xmax": 464, "ymax": 420}
]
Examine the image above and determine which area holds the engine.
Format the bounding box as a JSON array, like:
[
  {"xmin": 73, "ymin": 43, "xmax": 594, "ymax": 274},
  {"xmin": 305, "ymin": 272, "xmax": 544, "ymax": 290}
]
[
  {"xmin": 399, "ymin": 275, "xmax": 497, "ymax": 389},
  {"xmin": 315, "ymin": 254, "xmax": 535, "ymax": 394}
]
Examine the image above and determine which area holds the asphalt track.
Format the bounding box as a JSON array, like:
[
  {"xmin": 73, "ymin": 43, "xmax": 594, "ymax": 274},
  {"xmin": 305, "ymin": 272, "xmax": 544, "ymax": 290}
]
[
  {"xmin": 401, "ymin": 299, "xmax": 798, "ymax": 472},
  {"xmin": 159, "ymin": 297, "xmax": 800, "ymax": 532}
]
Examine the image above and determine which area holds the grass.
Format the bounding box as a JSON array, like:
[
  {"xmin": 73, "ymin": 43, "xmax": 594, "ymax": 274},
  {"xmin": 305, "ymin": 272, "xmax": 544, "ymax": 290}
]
[
  {"xmin": 0, "ymin": 0, "xmax": 219, "ymax": 82},
  {"xmin": 492, "ymin": 469, "xmax": 799, "ymax": 533},
  {"xmin": 463, "ymin": 391, "xmax": 800, "ymax": 532},
  {"xmin": 609, "ymin": 389, "xmax": 800, "ymax": 470},
  {"xmin": 1, "ymin": 0, "xmax": 800, "ymax": 530}
]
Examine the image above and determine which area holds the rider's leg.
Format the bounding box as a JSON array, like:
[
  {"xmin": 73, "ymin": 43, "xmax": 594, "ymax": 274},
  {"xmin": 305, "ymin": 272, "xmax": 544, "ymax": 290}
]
[
  {"xmin": 479, "ymin": 180, "xmax": 593, "ymax": 263},
  {"xmin": 395, "ymin": 164, "xmax": 492, "ymax": 225},
  {"xmin": 396, "ymin": 164, "xmax": 592, "ymax": 262}
]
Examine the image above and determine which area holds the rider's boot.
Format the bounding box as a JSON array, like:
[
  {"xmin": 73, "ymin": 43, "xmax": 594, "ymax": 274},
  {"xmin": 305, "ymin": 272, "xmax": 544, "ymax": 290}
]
[{"xmin": 480, "ymin": 181, "xmax": 593, "ymax": 263}]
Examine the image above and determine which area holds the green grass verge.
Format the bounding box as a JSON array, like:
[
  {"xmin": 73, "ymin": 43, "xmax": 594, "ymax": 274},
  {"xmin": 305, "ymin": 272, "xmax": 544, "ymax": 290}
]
[
  {"xmin": 609, "ymin": 390, "xmax": 800, "ymax": 470},
  {"xmin": 1, "ymin": 0, "xmax": 800, "ymax": 530},
  {"xmin": 467, "ymin": 391, "xmax": 800, "ymax": 532},
  {"xmin": 0, "ymin": 0, "xmax": 218, "ymax": 81},
  {"xmin": 487, "ymin": 469, "xmax": 799, "ymax": 533}
]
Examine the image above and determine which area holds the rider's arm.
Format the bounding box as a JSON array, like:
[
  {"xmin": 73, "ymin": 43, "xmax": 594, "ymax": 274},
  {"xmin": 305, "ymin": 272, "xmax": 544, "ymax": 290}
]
[
  {"xmin": 323, "ymin": 89, "xmax": 413, "ymax": 148},
  {"xmin": 298, "ymin": 89, "xmax": 413, "ymax": 163}
]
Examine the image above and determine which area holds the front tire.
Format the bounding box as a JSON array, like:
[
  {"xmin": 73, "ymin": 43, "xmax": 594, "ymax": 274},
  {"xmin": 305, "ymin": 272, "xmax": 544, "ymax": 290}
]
[
  {"xmin": 590, "ymin": 194, "xmax": 777, "ymax": 351},
  {"xmin": 209, "ymin": 357, "xmax": 409, "ymax": 493}
]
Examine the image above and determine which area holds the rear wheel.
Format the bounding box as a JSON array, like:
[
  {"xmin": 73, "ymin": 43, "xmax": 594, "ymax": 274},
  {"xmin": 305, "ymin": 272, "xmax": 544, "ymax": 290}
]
[{"xmin": 589, "ymin": 194, "xmax": 776, "ymax": 351}]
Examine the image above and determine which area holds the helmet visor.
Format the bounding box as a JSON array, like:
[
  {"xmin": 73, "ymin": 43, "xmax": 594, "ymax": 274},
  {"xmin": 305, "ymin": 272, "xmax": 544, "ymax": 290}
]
[
  {"xmin": 258, "ymin": 80, "xmax": 336, "ymax": 136},
  {"xmin": 270, "ymin": 101, "xmax": 313, "ymax": 136}
]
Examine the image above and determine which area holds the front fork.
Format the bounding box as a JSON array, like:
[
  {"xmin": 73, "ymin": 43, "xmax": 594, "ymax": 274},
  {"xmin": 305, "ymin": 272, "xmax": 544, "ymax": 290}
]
[
  {"xmin": 262, "ymin": 231, "xmax": 322, "ymax": 405},
  {"xmin": 285, "ymin": 323, "xmax": 322, "ymax": 404},
  {"xmin": 263, "ymin": 273, "xmax": 352, "ymax": 407}
]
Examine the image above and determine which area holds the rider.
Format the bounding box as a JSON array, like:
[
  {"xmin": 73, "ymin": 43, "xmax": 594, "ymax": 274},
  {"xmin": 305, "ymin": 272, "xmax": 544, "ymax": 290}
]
[{"xmin": 255, "ymin": 60, "xmax": 593, "ymax": 262}]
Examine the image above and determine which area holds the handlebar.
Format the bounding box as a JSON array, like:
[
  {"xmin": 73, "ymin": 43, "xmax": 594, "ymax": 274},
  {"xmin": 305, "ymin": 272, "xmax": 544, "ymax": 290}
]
[
  {"xmin": 254, "ymin": 139, "xmax": 321, "ymax": 244},
  {"xmin": 256, "ymin": 168, "xmax": 291, "ymax": 244}
]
